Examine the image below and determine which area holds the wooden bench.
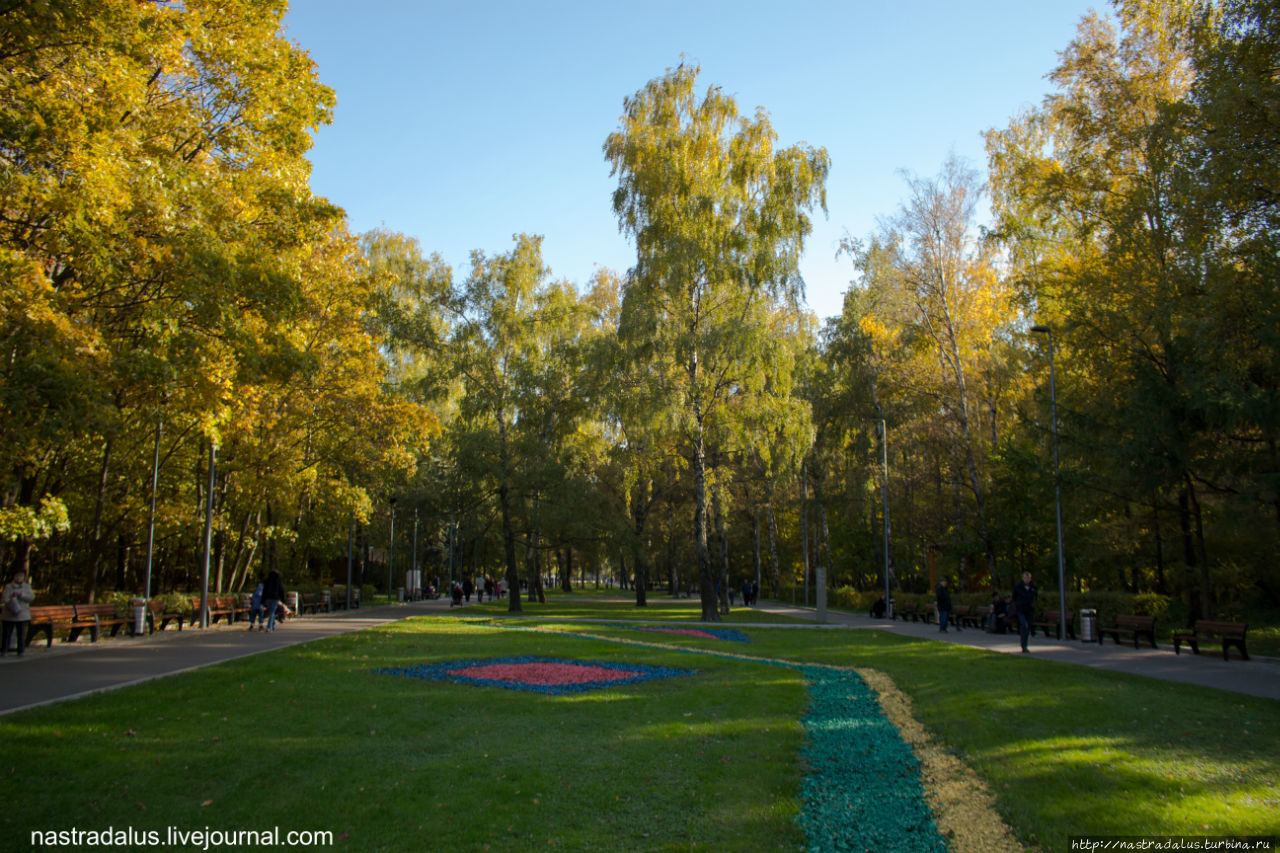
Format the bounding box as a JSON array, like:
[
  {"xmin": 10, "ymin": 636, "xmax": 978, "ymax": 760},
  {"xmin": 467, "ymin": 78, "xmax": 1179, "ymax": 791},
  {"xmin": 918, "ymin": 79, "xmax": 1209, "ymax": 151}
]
[
  {"xmin": 297, "ymin": 593, "xmax": 328, "ymax": 615},
  {"xmin": 145, "ymin": 600, "xmax": 185, "ymax": 634},
  {"xmin": 1031, "ymin": 609, "xmax": 1076, "ymax": 640},
  {"xmin": 205, "ymin": 596, "xmax": 240, "ymax": 626},
  {"xmin": 24, "ymin": 604, "xmax": 132, "ymax": 647},
  {"xmin": 895, "ymin": 601, "xmax": 918, "ymax": 621},
  {"xmin": 24, "ymin": 605, "xmax": 78, "ymax": 648},
  {"xmin": 1172, "ymin": 620, "xmax": 1249, "ymax": 661},
  {"xmin": 966, "ymin": 605, "xmax": 993, "ymax": 630},
  {"xmin": 72, "ymin": 603, "xmax": 134, "ymax": 641},
  {"xmin": 950, "ymin": 604, "xmax": 971, "ymax": 629},
  {"xmin": 1097, "ymin": 614, "xmax": 1156, "ymax": 649}
]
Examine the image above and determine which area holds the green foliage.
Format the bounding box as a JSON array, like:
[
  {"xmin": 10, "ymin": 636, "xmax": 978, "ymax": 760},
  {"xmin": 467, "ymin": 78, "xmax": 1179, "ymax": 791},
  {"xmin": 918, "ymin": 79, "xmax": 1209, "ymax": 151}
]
[{"xmin": 0, "ymin": 496, "xmax": 69, "ymax": 542}]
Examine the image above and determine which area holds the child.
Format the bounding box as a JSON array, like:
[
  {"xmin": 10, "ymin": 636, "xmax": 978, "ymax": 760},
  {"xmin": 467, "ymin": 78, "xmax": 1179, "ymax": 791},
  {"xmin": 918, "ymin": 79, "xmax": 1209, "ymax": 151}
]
[{"xmin": 247, "ymin": 581, "xmax": 265, "ymax": 631}]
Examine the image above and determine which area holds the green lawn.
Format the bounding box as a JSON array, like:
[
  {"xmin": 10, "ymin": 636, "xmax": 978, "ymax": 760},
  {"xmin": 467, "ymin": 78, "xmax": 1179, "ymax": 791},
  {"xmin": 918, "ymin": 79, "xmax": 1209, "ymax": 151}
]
[{"xmin": 1, "ymin": 595, "xmax": 1276, "ymax": 852}]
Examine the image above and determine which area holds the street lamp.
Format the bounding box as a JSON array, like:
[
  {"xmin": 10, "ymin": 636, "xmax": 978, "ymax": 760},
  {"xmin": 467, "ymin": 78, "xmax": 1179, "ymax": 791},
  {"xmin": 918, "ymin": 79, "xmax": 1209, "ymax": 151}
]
[
  {"xmin": 388, "ymin": 498, "xmax": 397, "ymax": 605},
  {"xmin": 346, "ymin": 516, "xmax": 354, "ymax": 611},
  {"xmin": 1031, "ymin": 325, "xmax": 1068, "ymax": 640},
  {"xmin": 874, "ymin": 418, "xmax": 891, "ymax": 618},
  {"xmin": 199, "ymin": 441, "xmax": 217, "ymax": 629}
]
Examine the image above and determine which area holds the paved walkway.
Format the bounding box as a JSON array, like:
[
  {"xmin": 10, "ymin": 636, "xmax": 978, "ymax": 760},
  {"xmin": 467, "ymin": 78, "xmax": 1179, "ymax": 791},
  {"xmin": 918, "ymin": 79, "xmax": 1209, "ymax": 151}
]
[
  {"xmin": 755, "ymin": 601, "xmax": 1280, "ymax": 701},
  {"xmin": 0, "ymin": 598, "xmax": 463, "ymax": 716},
  {"xmin": 3, "ymin": 597, "xmax": 1276, "ymax": 715}
]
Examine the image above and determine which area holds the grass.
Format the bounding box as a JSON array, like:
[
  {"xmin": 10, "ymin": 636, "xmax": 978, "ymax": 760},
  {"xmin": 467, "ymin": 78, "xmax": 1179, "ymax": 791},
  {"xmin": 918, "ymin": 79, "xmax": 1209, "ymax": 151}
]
[{"xmin": 2, "ymin": 594, "xmax": 1277, "ymax": 852}]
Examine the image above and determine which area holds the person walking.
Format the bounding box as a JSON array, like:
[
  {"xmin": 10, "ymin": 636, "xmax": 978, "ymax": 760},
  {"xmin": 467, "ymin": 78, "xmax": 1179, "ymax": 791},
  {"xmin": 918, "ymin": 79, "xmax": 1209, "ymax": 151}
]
[
  {"xmin": 261, "ymin": 569, "xmax": 286, "ymax": 633},
  {"xmin": 936, "ymin": 577, "xmax": 953, "ymax": 632},
  {"xmin": 1, "ymin": 569, "xmax": 35, "ymax": 657},
  {"xmin": 246, "ymin": 580, "xmax": 265, "ymax": 631},
  {"xmin": 1012, "ymin": 571, "xmax": 1038, "ymax": 652}
]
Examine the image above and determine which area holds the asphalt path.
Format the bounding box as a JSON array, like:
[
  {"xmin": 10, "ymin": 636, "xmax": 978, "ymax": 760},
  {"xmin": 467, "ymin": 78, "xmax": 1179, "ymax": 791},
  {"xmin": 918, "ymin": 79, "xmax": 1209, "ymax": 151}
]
[
  {"xmin": 2, "ymin": 595, "xmax": 1276, "ymax": 715},
  {"xmin": 0, "ymin": 598, "xmax": 462, "ymax": 716},
  {"xmin": 755, "ymin": 600, "xmax": 1280, "ymax": 701}
]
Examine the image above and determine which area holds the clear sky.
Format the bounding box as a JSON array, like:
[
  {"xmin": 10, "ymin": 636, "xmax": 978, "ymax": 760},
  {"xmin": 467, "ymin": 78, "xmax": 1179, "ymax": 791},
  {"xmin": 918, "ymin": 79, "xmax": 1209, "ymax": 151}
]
[{"xmin": 282, "ymin": 0, "xmax": 1104, "ymax": 322}]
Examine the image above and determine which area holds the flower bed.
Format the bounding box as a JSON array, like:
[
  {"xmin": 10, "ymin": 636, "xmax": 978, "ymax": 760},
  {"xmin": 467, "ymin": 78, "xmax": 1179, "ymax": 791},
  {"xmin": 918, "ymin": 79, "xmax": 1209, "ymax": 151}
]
[
  {"xmin": 635, "ymin": 626, "xmax": 751, "ymax": 643},
  {"xmin": 798, "ymin": 665, "xmax": 947, "ymax": 853},
  {"xmin": 377, "ymin": 656, "xmax": 692, "ymax": 695}
]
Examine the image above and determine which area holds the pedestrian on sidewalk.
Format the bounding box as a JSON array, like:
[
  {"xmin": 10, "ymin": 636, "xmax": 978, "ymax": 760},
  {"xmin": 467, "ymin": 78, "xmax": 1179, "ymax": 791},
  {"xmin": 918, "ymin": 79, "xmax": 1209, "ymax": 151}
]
[
  {"xmin": 261, "ymin": 569, "xmax": 286, "ymax": 633},
  {"xmin": 936, "ymin": 577, "xmax": 953, "ymax": 632},
  {"xmin": 1013, "ymin": 572, "xmax": 1038, "ymax": 652},
  {"xmin": 246, "ymin": 581, "xmax": 265, "ymax": 631},
  {"xmin": 1, "ymin": 569, "xmax": 35, "ymax": 657}
]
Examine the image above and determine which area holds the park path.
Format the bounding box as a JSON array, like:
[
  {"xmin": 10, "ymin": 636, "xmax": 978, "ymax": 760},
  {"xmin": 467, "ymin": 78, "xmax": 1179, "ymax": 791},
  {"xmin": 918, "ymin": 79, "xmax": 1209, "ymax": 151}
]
[
  {"xmin": 753, "ymin": 600, "xmax": 1280, "ymax": 701},
  {"xmin": 2, "ymin": 595, "xmax": 1276, "ymax": 714},
  {"xmin": 0, "ymin": 598, "xmax": 462, "ymax": 716}
]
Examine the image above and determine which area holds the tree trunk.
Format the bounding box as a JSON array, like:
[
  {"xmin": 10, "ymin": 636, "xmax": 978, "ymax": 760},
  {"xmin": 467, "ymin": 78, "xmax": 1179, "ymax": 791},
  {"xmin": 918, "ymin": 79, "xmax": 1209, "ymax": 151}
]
[
  {"xmin": 800, "ymin": 463, "xmax": 810, "ymax": 606},
  {"xmin": 752, "ymin": 508, "xmax": 761, "ymax": 596},
  {"xmin": 88, "ymin": 438, "xmax": 113, "ymax": 602},
  {"xmin": 692, "ymin": 428, "xmax": 718, "ymax": 621},
  {"xmin": 496, "ymin": 408, "xmax": 521, "ymax": 612},
  {"xmin": 632, "ymin": 479, "xmax": 650, "ymax": 607},
  {"xmin": 713, "ymin": 488, "xmax": 729, "ymax": 614},
  {"xmin": 1184, "ymin": 474, "xmax": 1212, "ymax": 618},
  {"xmin": 767, "ymin": 500, "xmax": 781, "ymax": 600}
]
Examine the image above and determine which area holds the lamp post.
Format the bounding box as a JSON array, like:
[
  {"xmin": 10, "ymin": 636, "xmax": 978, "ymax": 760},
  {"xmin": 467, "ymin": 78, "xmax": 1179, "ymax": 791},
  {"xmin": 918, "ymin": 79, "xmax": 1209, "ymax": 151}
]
[
  {"xmin": 346, "ymin": 516, "xmax": 354, "ymax": 611},
  {"xmin": 199, "ymin": 441, "xmax": 217, "ymax": 629},
  {"xmin": 388, "ymin": 498, "xmax": 397, "ymax": 604},
  {"xmin": 143, "ymin": 416, "xmax": 162, "ymax": 605},
  {"xmin": 1031, "ymin": 325, "xmax": 1068, "ymax": 640},
  {"xmin": 874, "ymin": 418, "xmax": 891, "ymax": 617}
]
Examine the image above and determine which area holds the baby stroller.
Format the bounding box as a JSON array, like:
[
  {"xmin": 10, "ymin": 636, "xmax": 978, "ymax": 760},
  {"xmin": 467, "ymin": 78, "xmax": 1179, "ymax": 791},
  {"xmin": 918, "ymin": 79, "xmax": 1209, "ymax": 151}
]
[{"xmin": 450, "ymin": 582, "xmax": 463, "ymax": 607}]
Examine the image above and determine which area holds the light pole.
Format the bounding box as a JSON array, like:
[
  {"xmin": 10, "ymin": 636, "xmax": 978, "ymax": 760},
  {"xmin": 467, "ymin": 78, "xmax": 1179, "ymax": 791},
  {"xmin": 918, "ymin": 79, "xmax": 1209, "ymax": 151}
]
[
  {"xmin": 875, "ymin": 418, "xmax": 891, "ymax": 617},
  {"xmin": 1031, "ymin": 325, "xmax": 1068, "ymax": 640},
  {"xmin": 199, "ymin": 441, "xmax": 217, "ymax": 629},
  {"xmin": 143, "ymin": 416, "xmax": 162, "ymax": 605},
  {"xmin": 346, "ymin": 516, "xmax": 354, "ymax": 611},
  {"xmin": 388, "ymin": 498, "xmax": 397, "ymax": 604}
]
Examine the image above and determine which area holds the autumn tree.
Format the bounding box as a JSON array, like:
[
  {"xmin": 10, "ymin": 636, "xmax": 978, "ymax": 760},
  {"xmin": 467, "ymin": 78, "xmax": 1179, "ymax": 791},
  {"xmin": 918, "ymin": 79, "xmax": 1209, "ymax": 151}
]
[{"xmin": 604, "ymin": 62, "xmax": 828, "ymax": 620}]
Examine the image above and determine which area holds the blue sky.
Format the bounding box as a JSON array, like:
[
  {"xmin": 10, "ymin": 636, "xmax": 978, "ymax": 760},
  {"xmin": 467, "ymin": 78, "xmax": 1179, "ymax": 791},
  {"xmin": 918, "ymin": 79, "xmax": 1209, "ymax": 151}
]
[{"xmin": 282, "ymin": 0, "xmax": 1104, "ymax": 321}]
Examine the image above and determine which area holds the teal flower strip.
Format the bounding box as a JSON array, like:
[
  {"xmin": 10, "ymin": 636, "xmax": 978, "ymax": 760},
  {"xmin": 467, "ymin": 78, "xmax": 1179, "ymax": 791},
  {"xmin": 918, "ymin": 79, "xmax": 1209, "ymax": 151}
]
[
  {"xmin": 798, "ymin": 666, "xmax": 947, "ymax": 853},
  {"xmin": 493, "ymin": 625, "xmax": 948, "ymax": 852}
]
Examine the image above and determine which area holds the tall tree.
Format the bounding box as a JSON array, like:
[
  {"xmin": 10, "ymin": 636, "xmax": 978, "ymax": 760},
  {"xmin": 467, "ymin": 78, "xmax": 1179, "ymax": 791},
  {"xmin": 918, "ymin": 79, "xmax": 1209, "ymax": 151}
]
[{"xmin": 604, "ymin": 62, "xmax": 828, "ymax": 620}]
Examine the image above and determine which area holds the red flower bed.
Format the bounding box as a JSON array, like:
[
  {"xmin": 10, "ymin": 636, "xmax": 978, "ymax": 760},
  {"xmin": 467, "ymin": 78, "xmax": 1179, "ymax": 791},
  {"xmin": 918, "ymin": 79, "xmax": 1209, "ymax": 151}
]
[{"xmin": 454, "ymin": 661, "xmax": 634, "ymax": 686}]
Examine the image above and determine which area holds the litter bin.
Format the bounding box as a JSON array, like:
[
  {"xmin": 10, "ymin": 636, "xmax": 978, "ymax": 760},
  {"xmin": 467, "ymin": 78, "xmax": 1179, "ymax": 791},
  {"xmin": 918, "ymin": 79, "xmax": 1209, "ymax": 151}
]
[
  {"xmin": 396, "ymin": 587, "xmax": 405, "ymax": 603},
  {"xmin": 1079, "ymin": 609, "xmax": 1097, "ymax": 643},
  {"xmin": 132, "ymin": 597, "xmax": 147, "ymax": 636}
]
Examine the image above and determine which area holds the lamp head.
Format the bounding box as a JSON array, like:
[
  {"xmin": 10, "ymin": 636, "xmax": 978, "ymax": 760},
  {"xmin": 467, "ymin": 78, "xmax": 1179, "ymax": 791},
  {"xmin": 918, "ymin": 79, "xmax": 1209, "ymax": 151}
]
[{"xmin": 1030, "ymin": 325, "xmax": 1051, "ymax": 334}]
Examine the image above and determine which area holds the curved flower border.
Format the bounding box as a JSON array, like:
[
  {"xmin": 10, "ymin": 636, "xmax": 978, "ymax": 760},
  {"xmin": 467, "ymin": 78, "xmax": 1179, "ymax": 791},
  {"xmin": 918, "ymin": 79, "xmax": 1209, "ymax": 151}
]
[
  {"xmin": 376, "ymin": 656, "xmax": 693, "ymax": 695},
  {"xmin": 635, "ymin": 626, "xmax": 751, "ymax": 643},
  {"xmin": 500, "ymin": 625, "xmax": 953, "ymax": 851},
  {"xmin": 798, "ymin": 665, "xmax": 946, "ymax": 853}
]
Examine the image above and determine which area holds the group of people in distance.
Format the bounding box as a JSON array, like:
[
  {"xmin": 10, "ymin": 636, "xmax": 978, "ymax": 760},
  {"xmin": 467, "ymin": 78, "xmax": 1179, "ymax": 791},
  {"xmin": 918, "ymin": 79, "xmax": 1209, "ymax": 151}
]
[
  {"xmin": 452, "ymin": 576, "xmax": 503, "ymax": 606},
  {"xmin": 868, "ymin": 571, "xmax": 1042, "ymax": 653}
]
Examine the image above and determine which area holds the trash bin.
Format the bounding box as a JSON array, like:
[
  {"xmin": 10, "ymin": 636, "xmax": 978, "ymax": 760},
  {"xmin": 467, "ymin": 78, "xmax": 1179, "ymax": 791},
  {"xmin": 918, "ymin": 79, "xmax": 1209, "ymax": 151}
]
[
  {"xmin": 887, "ymin": 597, "xmax": 894, "ymax": 620},
  {"xmin": 1079, "ymin": 608, "xmax": 1097, "ymax": 643},
  {"xmin": 132, "ymin": 597, "xmax": 147, "ymax": 636},
  {"xmin": 396, "ymin": 587, "xmax": 405, "ymax": 603}
]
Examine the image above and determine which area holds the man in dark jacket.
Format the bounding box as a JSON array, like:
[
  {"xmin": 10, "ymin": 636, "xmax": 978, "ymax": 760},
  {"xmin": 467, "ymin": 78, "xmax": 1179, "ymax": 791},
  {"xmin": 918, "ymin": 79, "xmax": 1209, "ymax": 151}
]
[
  {"xmin": 1012, "ymin": 572, "xmax": 1038, "ymax": 652},
  {"xmin": 936, "ymin": 577, "xmax": 953, "ymax": 632}
]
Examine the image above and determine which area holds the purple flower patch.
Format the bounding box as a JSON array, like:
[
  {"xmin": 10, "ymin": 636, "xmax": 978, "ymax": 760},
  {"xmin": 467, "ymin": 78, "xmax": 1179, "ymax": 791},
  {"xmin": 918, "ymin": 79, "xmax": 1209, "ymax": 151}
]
[
  {"xmin": 637, "ymin": 626, "xmax": 751, "ymax": 643},
  {"xmin": 376, "ymin": 656, "xmax": 692, "ymax": 695}
]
